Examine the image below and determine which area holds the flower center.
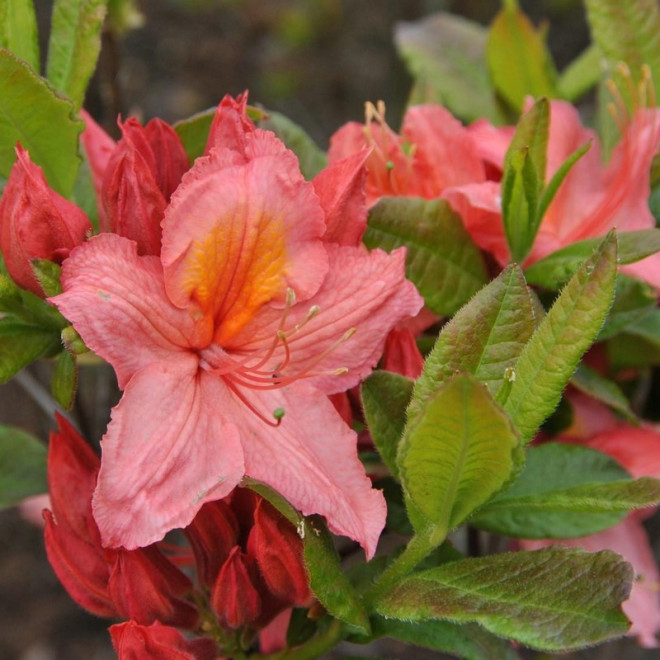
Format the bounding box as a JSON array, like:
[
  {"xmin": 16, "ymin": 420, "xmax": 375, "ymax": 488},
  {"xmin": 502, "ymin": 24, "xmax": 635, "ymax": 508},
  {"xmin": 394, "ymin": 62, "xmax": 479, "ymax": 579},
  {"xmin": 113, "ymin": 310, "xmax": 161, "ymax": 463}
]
[{"xmin": 199, "ymin": 288, "xmax": 354, "ymax": 426}]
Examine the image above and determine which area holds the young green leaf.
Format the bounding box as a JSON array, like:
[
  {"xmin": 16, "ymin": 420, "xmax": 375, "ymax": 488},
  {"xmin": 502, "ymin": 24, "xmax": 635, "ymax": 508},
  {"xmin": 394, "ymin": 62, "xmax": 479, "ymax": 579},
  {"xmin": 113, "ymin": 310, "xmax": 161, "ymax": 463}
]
[
  {"xmin": 0, "ymin": 425, "xmax": 47, "ymax": 508},
  {"xmin": 597, "ymin": 275, "xmax": 656, "ymax": 340},
  {"xmin": 46, "ymin": 0, "xmax": 108, "ymax": 110},
  {"xmin": 52, "ymin": 349, "xmax": 77, "ymax": 410},
  {"xmin": 410, "ymin": 264, "xmax": 535, "ymax": 420},
  {"xmin": 607, "ymin": 308, "xmax": 660, "ymax": 368},
  {"xmin": 173, "ymin": 107, "xmax": 215, "ymax": 162},
  {"xmin": 303, "ymin": 516, "xmax": 370, "ymax": 635},
  {"xmin": 0, "ymin": 320, "xmax": 62, "ymax": 383},
  {"xmin": 370, "ymin": 617, "xmax": 520, "ymax": 660},
  {"xmin": 361, "ymin": 371, "xmax": 413, "ymax": 481},
  {"xmin": 364, "ymin": 198, "xmax": 488, "ymax": 316},
  {"xmin": 375, "ymin": 547, "xmax": 632, "ymax": 651},
  {"xmin": 525, "ymin": 228, "xmax": 660, "ymax": 289},
  {"xmin": 471, "ymin": 443, "xmax": 660, "ymax": 538},
  {"xmin": 584, "ymin": 0, "xmax": 660, "ymax": 109},
  {"xmin": 0, "ymin": 48, "xmax": 83, "ymax": 196},
  {"xmin": 557, "ymin": 44, "xmax": 601, "ymax": 102},
  {"xmin": 394, "ymin": 12, "xmax": 504, "ymax": 123},
  {"xmin": 486, "ymin": 2, "xmax": 560, "ymax": 112},
  {"xmin": 0, "ymin": 0, "xmax": 40, "ymax": 72},
  {"xmin": 504, "ymin": 232, "xmax": 618, "ymax": 442},
  {"xmin": 398, "ymin": 373, "xmax": 521, "ymax": 537},
  {"xmin": 570, "ymin": 364, "xmax": 636, "ymax": 422},
  {"xmin": 501, "ymin": 98, "xmax": 549, "ymax": 263}
]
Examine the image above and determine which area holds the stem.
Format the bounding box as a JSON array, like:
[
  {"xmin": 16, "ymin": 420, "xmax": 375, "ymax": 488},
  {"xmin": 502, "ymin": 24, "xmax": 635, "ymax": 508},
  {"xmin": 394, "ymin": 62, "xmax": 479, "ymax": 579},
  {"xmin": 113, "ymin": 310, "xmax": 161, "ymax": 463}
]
[
  {"xmin": 251, "ymin": 618, "xmax": 344, "ymax": 660},
  {"xmin": 367, "ymin": 526, "xmax": 444, "ymax": 604}
]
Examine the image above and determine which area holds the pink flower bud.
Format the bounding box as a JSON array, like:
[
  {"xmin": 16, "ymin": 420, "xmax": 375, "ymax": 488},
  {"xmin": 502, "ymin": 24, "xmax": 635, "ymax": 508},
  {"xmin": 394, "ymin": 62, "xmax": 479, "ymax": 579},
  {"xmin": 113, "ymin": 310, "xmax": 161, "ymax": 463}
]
[
  {"xmin": 144, "ymin": 118, "xmax": 190, "ymax": 201},
  {"xmin": 110, "ymin": 621, "xmax": 218, "ymax": 660},
  {"xmin": 211, "ymin": 546, "xmax": 262, "ymax": 629},
  {"xmin": 185, "ymin": 500, "xmax": 239, "ymax": 587},
  {"xmin": 248, "ymin": 499, "xmax": 311, "ymax": 606},
  {"xmin": 107, "ymin": 544, "xmax": 199, "ymax": 629},
  {"xmin": 382, "ymin": 327, "xmax": 424, "ymax": 379},
  {"xmin": 0, "ymin": 146, "xmax": 91, "ymax": 295}
]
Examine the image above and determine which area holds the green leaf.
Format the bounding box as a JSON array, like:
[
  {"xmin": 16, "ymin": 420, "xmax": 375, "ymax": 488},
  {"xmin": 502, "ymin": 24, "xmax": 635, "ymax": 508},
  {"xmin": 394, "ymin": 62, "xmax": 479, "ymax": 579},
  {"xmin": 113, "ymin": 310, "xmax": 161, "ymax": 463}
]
[
  {"xmin": 525, "ymin": 228, "xmax": 660, "ymax": 289},
  {"xmin": 46, "ymin": 0, "xmax": 109, "ymax": 110},
  {"xmin": 370, "ymin": 617, "xmax": 520, "ymax": 660},
  {"xmin": 536, "ymin": 140, "xmax": 591, "ymax": 224},
  {"xmin": 302, "ymin": 516, "xmax": 370, "ymax": 635},
  {"xmin": 598, "ymin": 274, "xmax": 656, "ymax": 340},
  {"xmin": 51, "ymin": 349, "xmax": 77, "ymax": 410},
  {"xmin": 0, "ymin": 273, "xmax": 67, "ymax": 330},
  {"xmin": 0, "ymin": 320, "xmax": 62, "ymax": 383},
  {"xmin": 557, "ymin": 44, "xmax": 601, "ymax": 102},
  {"xmin": 470, "ymin": 443, "xmax": 660, "ymax": 538},
  {"xmin": 259, "ymin": 109, "xmax": 327, "ymax": 180},
  {"xmin": 501, "ymin": 99, "xmax": 549, "ymax": 263},
  {"xmin": 364, "ymin": 198, "xmax": 488, "ymax": 316},
  {"xmin": 503, "ymin": 233, "xmax": 618, "ymax": 442},
  {"xmin": 486, "ymin": 3, "xmax": 560, "ymax": 112},
  {"xmin": 0, "ymin": 48, "xmax": 83, "ymax": 196},
  {"xmin": 398, "ymin": 373, "xmax": 520, "ymax": 536},
  {"xmin": 361, "ymin": 372, "xmax": 412, "ymax": 481},
  {"xmin": 173, "ymin": 107, "xmax": 215, "ymax": 162},
  {"xmin": 0, "ymin": 0, "xmax": 40, "ymax": 72},
  {"xmin": 584, "ymin": 0, "xmax": 660, "ymax": 111},
  {"xmin": 394, "ymin": 12, "xmax": 504, "ymax": 123},
  {"xmin": 375, "ymin": 547, "xmax": 632, "ymax": 651},
  {"xmin": 607, "ymin": 308, "xmax": 660, "ymax": 368},
  {"xmin": 410, "ymin": 265, "xmax": 535, "ymax": 421},
  {"xmin": 31, "ymin": 260, "xmax": 63, "ymax": 298},
  {"xmin": 0, "ymin": 425, "xmax": 47, "ymax": 508},
  {"xmin": 571, "ymin": 364, "xmax": 635, "ymax": 422}
]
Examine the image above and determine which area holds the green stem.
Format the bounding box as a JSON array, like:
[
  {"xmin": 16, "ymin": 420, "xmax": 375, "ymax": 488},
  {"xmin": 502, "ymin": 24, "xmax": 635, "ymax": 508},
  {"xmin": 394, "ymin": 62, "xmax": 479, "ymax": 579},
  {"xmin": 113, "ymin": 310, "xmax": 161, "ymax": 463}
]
[
  {"xmin": 250, "ymin": 618, "xmax": 344, "ymax": 660},
  {"xmin": 367, "ymin": 526, "xmax": 444, "ymax": 604}
]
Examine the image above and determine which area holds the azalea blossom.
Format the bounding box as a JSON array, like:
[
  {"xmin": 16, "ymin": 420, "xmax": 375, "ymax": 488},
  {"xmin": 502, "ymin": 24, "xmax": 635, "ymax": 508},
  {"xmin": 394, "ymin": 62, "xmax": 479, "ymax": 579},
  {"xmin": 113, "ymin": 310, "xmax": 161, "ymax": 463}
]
[
  {"xmin": 329, "ymin": 100, "xmax": 486, "ymax": 207},
  {"xmin": 444, "ymin": 87, "xmax": 660, "ymax": 285},
  {"xmin": 52, "ymin": 95, "xmax": 422, "ymax": 557}
]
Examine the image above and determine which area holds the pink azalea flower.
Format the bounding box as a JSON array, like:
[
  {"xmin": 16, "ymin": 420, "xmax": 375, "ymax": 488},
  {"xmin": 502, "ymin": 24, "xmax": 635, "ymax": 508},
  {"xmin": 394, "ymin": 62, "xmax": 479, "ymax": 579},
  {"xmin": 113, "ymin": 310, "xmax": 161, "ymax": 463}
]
[
  {"xmin": 328, "ymin": 101, "xmax": 486, "ymax": 207},
  {"xmin": 444, "ymin": 96, "xmax": 660, "ymax": 285},
  {"xmin": 52, "ymin": 98, "xmax": 422, "ymax": 557}
]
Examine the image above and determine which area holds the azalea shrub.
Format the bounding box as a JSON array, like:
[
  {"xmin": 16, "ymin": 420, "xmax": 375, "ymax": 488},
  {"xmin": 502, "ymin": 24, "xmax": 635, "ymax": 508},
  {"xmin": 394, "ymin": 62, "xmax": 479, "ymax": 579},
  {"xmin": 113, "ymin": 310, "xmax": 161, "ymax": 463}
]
[{"xmin": 3, "ymin": 0, "xmax": 660, "ymax": 658}]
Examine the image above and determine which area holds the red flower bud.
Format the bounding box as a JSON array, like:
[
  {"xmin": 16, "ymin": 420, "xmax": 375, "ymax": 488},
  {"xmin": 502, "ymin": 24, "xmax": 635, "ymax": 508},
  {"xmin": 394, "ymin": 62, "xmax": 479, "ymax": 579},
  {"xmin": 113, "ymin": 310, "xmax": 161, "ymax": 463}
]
[
  {"xmin": 102, "ymin": 117, "xmax": 189, "ymax": 256},
  {"xmin": 103, "ymin": 119, "xmax": 167, "ymax": 256},
  {"xmin": 204, "ymin": 92, "xmax": 255, "ymax": 157},
  {"xmin": 44, "ymin": 509, "xmax": 116, "ymax": 617},
  {"xmin": 107, "ymin": 544, "xmax": 199, "ymax": 629},
  {"xmin": 110, "ymin": 621, "xmax": 218, "ymax": 660},
  {"xmin": 248, "ymin": 500, "xmax": 311, "ymax": 606},
  {"xmin": 80, "ymin": 110, "xmax": 116, "ymax": 232},
  {"xmin": 382, "ymin": 327, "xmax": 424, "ymax": 379},
  {"xmin": 43, "ymin": 415, "xmax": 115, "ymax": 617},
  {"xmin": 0, "ymin": 146, "xmax": 91, "ymax": 295},
  {"xmin": 185, "ymin": 500, "xmax": 239, "ymax": 587},
  {"xmin": 211, "ymin": 546, "xmax": 261, "ymax": 629},
  {"xmin": 144, "ymin": 118, "xmax": 190, "ymax": 201}
]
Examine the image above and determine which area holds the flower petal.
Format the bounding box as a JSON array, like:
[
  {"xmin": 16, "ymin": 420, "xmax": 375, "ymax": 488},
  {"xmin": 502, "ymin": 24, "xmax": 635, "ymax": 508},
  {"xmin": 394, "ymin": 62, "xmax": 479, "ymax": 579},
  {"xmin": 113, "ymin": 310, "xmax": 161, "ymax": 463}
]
[
  {"xmin": 161, "ymin": 143, "xmax": 328, "ymax": 345},
  {"xmin": 312, "ymin": 150, "xmax": 369, "ymax": 246},
  {"xmin": 93, "ymin": 357, "xmax": 245, "ymax": 549},
  {"xmin": 237, "ymin": 381, "xmax": 386, "ymax": 558},
  {"xmin": 52, "ymin": 234, "xmax": 209, "ymax": 388},
  {"xmin": 231, "ymin": 244, "xmax": 423, "ymax": 394}
]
